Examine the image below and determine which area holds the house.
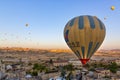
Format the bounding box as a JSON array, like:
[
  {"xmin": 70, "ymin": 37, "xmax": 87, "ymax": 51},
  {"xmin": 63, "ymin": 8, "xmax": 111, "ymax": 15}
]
[
  {"xmin": 111, "ymin": 76, "xmax": 120, "ymax": 80},
  {"xmin": 53, "ymin": 60, "xmax": 68, "ymax": 67},
  {"xmin": 116, "ymin": 70, "xmax": 120, "ymax": 76},
  {"xmin": 0, "ymin": 60, "xmax": 5, "ymax": 73},
  {"xmin": 68, "ymin": 60, "xmax": 82, "ymax": 68},
  {"xmin": 94, "ymin": 68, "xmax": 111, "ymax": 79},
  {"xmin": 115, "ymin": 59, "xmax": 120, "ymax": 65}
]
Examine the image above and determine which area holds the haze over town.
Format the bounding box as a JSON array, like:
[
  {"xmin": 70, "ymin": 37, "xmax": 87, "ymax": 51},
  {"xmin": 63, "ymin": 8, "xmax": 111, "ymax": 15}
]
[
  {"xmin": 0, "ymin": 0, "xmax": 120, "ymax": 80},
  {"xmin": 0, "ymin": 0, "xmax": 120, "ymax": 49}
]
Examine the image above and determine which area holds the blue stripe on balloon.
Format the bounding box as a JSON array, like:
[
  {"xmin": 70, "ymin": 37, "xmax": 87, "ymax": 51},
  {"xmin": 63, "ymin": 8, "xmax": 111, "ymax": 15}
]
[
  {"xmin": 102, "ymin": 23, "xmax": 106, "ymax": 30},
  {"xmin": 65, "ymin": 30, "xmax": 69, "ymax": 42},
  {"xmin": 69, "ymin": 18, "xmax": 75, "ymax": 27},
  {"xmin": 87, "ymin": 42, "xmax": 93, "ymax": 58},
  {"xmin": 65, "ymin": 22, "xmax": 69, "ymax": 28},
  {"xmin": 75, "ymin": 51, "xmax": 80, "ymax": 58},
  {"xmin": 81, "ymin": 46, "xmax": 85, "ymax": 58},
  {"xmin": 97, "ymin": 18, "xmax": 103, "ymax": 30},
  {"xmin": 78, "ymin": 16, "xmax": 84, "ymax": 29},
  {"xmin": 75, "ymin": 52, "xmax": 78, "ymax": 57},
  {"xmin": 92, "ymin": 42, "xmax": 100, "ymax": 54},
  {"xmin": 88, "ymin": 16, "xmax": 95, "ymax": 29},
  {"xmin": 76, "ymin": 50, "xmax": 80, "ymax": 58}
]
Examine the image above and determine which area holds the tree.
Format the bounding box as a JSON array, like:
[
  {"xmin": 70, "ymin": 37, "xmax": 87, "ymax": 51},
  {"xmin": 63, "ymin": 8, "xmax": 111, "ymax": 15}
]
[
  {"xmin": 31, "ymin": 71, "xmax": 38, "ymax": 76},
  {"xmin": 89, "ymin": 67, "xmax": 95, "ymax": 71},
  {"xmin": 108, "ymin": 62, "xmax": 118, "ymax": 73},
  {"xmin": 66, "ymin": 71, "xmax": 74, "ymax": 80},
  {"xmin": 33, "ymin": 63, "xmax": 47, "ymax": 72},
  {"xmin": 84, "ymin": 63, "xmax": 90, "ymax": 68},
  {"xmin": 49, "ymin": 59, "xmax": 53, "ymax": 65},
  {"xmin": 28, "ymin": 63, "xmax": 32, "ymax": 66},
  {"xmin": 60, "ymin": 69, "xmax": 66, "ymax": 78},
  {"xmin": 64, "ymin": 64, "xmax": 74, "ymax": 71}
]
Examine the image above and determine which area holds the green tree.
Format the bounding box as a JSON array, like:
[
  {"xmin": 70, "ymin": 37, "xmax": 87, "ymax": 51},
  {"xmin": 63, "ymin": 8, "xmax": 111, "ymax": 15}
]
[
  {"xmin": 66, "ymin": 71, "xmax": 73, "ymax": 80},
  {"xmin": 60, "ymin": 69, "xmax": 66, "ymax": 78},
  {"xmin": 89, "ymin": 67, "xmax": 95, "ymax": 71},
  {"xmin": 108, "ymin": 62, "xmax": 118, "ymax": 73},
  {"xmin": 84, "ymin": 63, "xmax": 90, "ymax": 68},
  {"xmin": 31, "ymin": 71, "xmax": 38, "ymax": 76},
  {"xmin": 33, "ymin": 63, "xmax": 47, "ymax": 72},
  {"xmin": 28, "ymin": 63, "xmax": 32, "ymax": 66},
  {"xmin": 64, "ymin": 64, "xmax": 74, "ymax": 71}
]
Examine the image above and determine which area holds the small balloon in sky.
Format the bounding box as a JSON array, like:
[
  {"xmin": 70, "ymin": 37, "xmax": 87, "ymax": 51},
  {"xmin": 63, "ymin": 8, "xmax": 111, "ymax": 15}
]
[
  {"xmin": 25, "ymin": 24, "xmax": 29, "ymax": 27},
  {"xmin": 111, "ymin": 6, "xmax": 115, "ymax": 10},
  {"xmin": 4, "ymin": 33, "xmax": 7, "ymax": 35},
  {"xmin": 104, "ymin": 17, "xmax": 107, "ymax": 20},
  {"xmin": 28, "ymin": 32, "xmax": 31, "ymax": 35}
]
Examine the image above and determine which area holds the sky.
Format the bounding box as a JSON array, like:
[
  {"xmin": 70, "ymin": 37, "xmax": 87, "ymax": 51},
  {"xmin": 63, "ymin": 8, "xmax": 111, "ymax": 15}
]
[{"xmin": 0, "ymin": 0, "xmax": 120, "ymax": 49}]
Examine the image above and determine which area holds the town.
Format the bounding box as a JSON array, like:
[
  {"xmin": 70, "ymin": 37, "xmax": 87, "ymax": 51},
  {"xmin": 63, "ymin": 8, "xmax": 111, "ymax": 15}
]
[{"xmin": 0, "ymin": 47, "xmax": 120, "ymax": 80}]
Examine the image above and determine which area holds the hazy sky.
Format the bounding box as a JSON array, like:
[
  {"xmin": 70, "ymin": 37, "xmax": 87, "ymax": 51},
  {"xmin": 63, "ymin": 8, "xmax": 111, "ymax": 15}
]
[{"xmin": 0, "ymin": 0, "xmax": 120, "ymax": 49}]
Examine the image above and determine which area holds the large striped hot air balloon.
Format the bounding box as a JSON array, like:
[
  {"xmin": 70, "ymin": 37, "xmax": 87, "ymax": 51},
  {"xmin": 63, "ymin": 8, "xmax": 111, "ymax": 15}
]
[{"xmin": 64, "ymin": 15, "xmax": 106, "ymax": 65}]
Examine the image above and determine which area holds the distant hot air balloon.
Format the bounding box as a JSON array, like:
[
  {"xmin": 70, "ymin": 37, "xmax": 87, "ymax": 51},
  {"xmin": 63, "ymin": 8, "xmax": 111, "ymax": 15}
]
[
  {"xmin": 28, "ymin": 32, "xmax": 31, "ymax": 35},
  {"xmin": 104, "ymin": 17, "xmax": 107, "ymax": 20},
  {"xmin": 64, "ymin": 15, "xmax": 106, "ymax": 65},
  {"xmin": 4, "ymin": 33, "xmax": 7, "ymax": 35},
  {"xmin": 111, "ymin": 6, "xmax": 115, "ymax": 10},
  {"xmin": 25, "ymin": 24, "xmax": 29, "ymax": 27}
]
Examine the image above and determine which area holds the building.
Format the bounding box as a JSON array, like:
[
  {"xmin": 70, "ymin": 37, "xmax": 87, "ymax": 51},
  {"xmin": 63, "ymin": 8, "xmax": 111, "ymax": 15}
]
[
  {"xmin": 111, "ymin": 76, "xmax": 120, "ymax": 80},
  {"xmin": 94, "ymin": 68, "xmax": 111, "ymax": 79},
  {"xmin": 116, "ymin": 70, "xmax": 120, "ymax": 76},
  {"xmin": 53, "ymin": 60, "xmax": 68, "ymax": 67},
  {"xmin": 115, "ymin": 59, "xmax": 120, "ymax": 65},
  {"xmin": 0, "ymin": 60, "xmax": 5, "ymax": 73},
  {"xmin": 68, "ymin": 60, "xmax": 82, "ymax": 68}
]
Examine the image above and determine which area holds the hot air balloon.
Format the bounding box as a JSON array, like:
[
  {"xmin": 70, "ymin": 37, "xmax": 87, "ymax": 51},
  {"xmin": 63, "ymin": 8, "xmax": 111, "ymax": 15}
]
[
  {"xmin": 104, "ymin": 17, "xmax": 107, "ymax": 20},
  {"xmin": 28, "ymin": 32, "xmax": 31, "ymax": 35},
  {"xmin": 111, "ymin": 6, "xmax": 115, "ymax": 10},
  {"xmin": 25, "ymin": 24, "xmax": 29, "ymax": 27},
  {"xmin": 64, "ymin": 15, "xmax": 106, "ymax": 65}
]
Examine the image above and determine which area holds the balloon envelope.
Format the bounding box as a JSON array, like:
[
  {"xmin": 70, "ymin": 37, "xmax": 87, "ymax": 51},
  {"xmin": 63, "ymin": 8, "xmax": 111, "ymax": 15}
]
[
  {"xmin": 25, "ymin": 24, "xmax": 29, "ymax": 27},
  {"xmin": 104, "ymin": 17, "xmax": 107, "ymax": 20},
  {"xmin": 111, "ymin": 6, "xmax": 115, "ymax": 10},
  {"xmin": 64, "ymin": 15, "xmax": 106, "ymax": 65}
]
